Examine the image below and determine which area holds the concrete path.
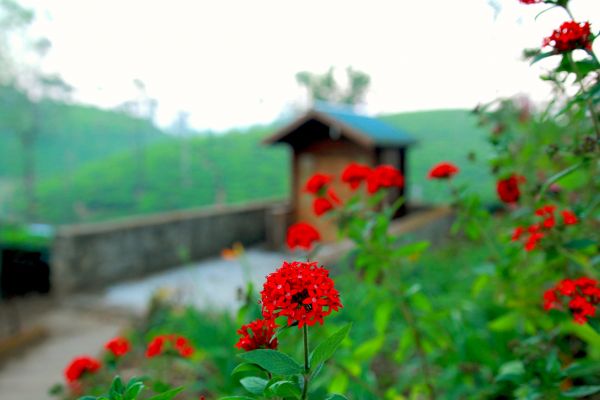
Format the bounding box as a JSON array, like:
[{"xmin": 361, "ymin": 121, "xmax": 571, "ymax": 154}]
[
  {"xmin": 98, "ymin": 248, "xmax": 288, "ymax": 314},
  {"xmin": 0, "ymin": 248, "xmax": 288, "ymax": 400}
]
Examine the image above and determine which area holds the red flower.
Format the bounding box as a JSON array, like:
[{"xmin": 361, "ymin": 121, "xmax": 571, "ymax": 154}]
[
  {"xmin": 512, "ymin": 226, "xmax": 524, "ymax": 241},
  {"xmin": 524, "ymin": 232, "xmax": 544, "ymax": 251},
  {"xmin": 496, "ymin": 175, "xmax": 525, "ymax": 204},
  {"xmin": 543, "ymin": 277, "xmax": 599, "ymax": 324},
  {"xmin": 64, "ymin": 356, "xmax": 101, "ymax": 383},
  {"xmin": 313, "ymin": 197, "xmax": 334, "ymax": 216},
  {"xmin": 427, "ymin": 162, "xmax": 459, "ymax": 180},
  {"xmin": 535, "ymin": 205, "xmax": 556, "ymax": 216},
  {"xmin": 235, "ymin": 318, "xmax": 279, "ymax": 351},
  {"xmin": 146, "ymin": 334, "xmax": 194, "ymax": 358},
  {"xmin": 327, "ymin": 188, "xmax": 342, "ymax": 205},
  {"xmin": 341, "ymin": 163, "xmax": 372, "ymax": 190},
  {"xmin": 260, "ymin": 261, "xmax": 342, "ymax": 328},
  {"xmin": 367, "ymin": 165, "xmax": 404, "ymax": 194},
  {"xmin": 305, "ymin": 173, "xmax": 332, "ymax": 194},
  {"xmin": 562, "ymin": 210, "xmax": 578, "ymax": 225},
  {"xmin": 104, "ymin": 336, "xmax": 130, "ymax": 357},
  {"xmin": 286, "ymin": 222, "xmax": 321, "ymax": 251},
  {"xmin": 518, "ymin": 0, "xmax": 542, "ymax": 4},
  {"xmin": 543, "ymin": 21, "xmax": 592, "ymax": 52}
]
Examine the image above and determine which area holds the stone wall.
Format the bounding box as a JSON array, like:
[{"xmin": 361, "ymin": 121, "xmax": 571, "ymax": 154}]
[{"xmin": 51, "ymin": 201, "xmax": 288, "ymax": 294}]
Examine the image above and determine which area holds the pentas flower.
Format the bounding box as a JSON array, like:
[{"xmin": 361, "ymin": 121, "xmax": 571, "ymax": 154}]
[
  {"xmin": 313, "ymin": 197, "xmax": 334, "ymax": 216},
  {"xmin": 104, "ymin": 336, "xmax": 130, "ymax": 357},
  {"xmin": 145, "ymin": 334, "xmax": 194, "ymax": 358},
  {"xmin": 305, "ymin": 173, "xmax": 332, "ymax": 195},
  {"xmin": 260, "ymin": 261, "xmax": 342, "ymax": 328},
  {"xmin": 64, "ymin": 356, "xmax": 101, "ymax": 383},
  {"xmin": 512, "ymin": 205, "xmax": 577, "ymax": 251},
  {"xmin": 543, "ymin": 277, "xmax": 600, "ymax": 324},
  {"xmin": 367, "ymin": 165, "xmax": 404, "ymax": 194},
  {"xmin": 235, "ymin": 318, "xmax": 278, "ymax": 351},
  {"xmin": 497, "ymin": 174, "xmax": 525, "ymax": 204},
  {"xmin": 518, "ymin": 0, "xmax": 542, "ymax": 4},
  {"xmin": 543, "ymin": 21, "xmax": 592, "ymax": 53},
  {"xmin": 341, "ymin": 162, "xmax": 372, "ymax": 190},
  {"xmin": 286, "ymin": 222, "xmax": 320, "ymax": 251},
  {"xmin": 427, "ymin": 162, "xmax": 459, "ymax": 180}
]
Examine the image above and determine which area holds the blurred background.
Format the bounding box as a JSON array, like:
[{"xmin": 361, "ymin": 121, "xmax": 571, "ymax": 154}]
[{"xmin": 0, "ymin": 1, "xmax": 598, "ymax": 398}]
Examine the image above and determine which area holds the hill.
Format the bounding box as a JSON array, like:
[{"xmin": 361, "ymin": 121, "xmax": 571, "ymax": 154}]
[
  {"xmin": 29, "ymin": 108, "xmax": 493, "ymax": 224},
  {"xmin": 380, "ymin": 109, "xmax": 493, "ymax": 205},
  {"xmin": 0, "ymin": 91, "xmax": 166, "ymax": 180}
]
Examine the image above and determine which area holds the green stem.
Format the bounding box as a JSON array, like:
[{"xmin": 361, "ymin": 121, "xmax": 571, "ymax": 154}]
[
  {"xmin": 565, "ymin": 53, "xmax": 600, "ymax": 140},
  {"xmin": 302, "ymin": 324, "xmax": 310, "ymax": 400},
  {"xmin": 398, "ymin": 298, "xmax": 436, "ymax": 400}
]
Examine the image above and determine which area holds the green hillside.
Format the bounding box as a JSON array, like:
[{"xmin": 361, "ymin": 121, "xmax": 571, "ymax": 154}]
[
  {"xmin": 0, "ymin": 93, "xmax": 166, "ymax": 180},
  {"xmin": 34, "ymin": 127, "xmax": 290, "ymax": 223},
  {"xmin": 28, "ymin": 108, "xmax": 493, "ymax": 225},
  {"xmin": 380, "ymin": 109, "xmax": 493, "ymax": 204}
]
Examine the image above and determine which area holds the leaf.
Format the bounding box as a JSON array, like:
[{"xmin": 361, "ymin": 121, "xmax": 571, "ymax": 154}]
[
  {"xmin": 374, "ymin": 302, "xmax": 393, "ymax": 334},
  {"xmin": 146, "ymin": 387, "xmax": 184, "ymax": 400},
  {"xmin": 77, "ymin": 397, "xmax": 98, "ymax": 400},
  {"xmin": 219, "ymin": 397, "xmax": 255, "ymax": 400},
  {"xmin": 266, "ymin": 380, "xmax": 301, "ymax": 398},
  {"xmin": 530, "ymin": 51, "xmax": 556, "ymax": 65},
  {"xmin": 353, "ymin": 336, "xmax": 384, "ymax": 361},
  {"xmin": 488, "ymin": 312, "xmax": 519, "ymax": 332},
  {"xmin": 309, "ymin": 323, "xmax": 352, "ymax": 369},
  {"xmin": 495, "ymin": 360, "xmax": 525, "ymax": 383},
  {"xmin": 392, "ymin": 241, "xmax": 430, "ymax": 258},
  {"xmin": 562, "ymin": 386, "xmax": 600, "ymax": 398},
  {"xmin": 239, "ymin": 377, "xmax": 268, "ymax": 395},
  {"xmin": 239, "ymin": 349, "xmax": 303, "ymax": 376},
  {"xmin": 563, "ymin": 360, "xmax": 600, "ymax": 378},
  {"xmin": 123, "ymin": 382, "xmax": 144, "ymax": 400},
  {"xmin": 231, "ymin": 362, "xmax": 265, "ymax": 380},
  {"xmin": 325, "ymin": 395, "xmax": 349, "ymax": 400},
  {"xmin": 110, "ymin": 376, "xmax": 125, "ymax": 396}
]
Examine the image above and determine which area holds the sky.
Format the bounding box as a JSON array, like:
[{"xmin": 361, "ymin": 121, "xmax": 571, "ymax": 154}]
[{"xmin": 18, "ymin": 0, "xmax": 600, "ymax": 131}]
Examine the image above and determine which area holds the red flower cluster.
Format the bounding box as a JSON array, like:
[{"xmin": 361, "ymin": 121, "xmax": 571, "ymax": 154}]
[
  {"xmin": 235, "ymin": 318, "xmax": 279, "ymax": 351},
  {"xmin": 146, "ymin": 334, "xmax": 195, "ymax": 358},
  {"xmin": 286, "ymin": 222, "xmax": 320, "ymax": 251},
  {"xmin": 543, "ymin": 21, "xmax": 592, "ymax": 52},
  {"xmin": 64, "ymin": 356, "xmax": 101, "ymax": 383},
  {"xmin": 544, "ymin": 277, "xmax": 600, "ymax": 324},
  {"xmin": 366, "ymin": 165, "xmax": 404, "ymax": 194},
  {"xmin": 314, "ymin": 197, "xmax": 334, "ymax": 216},
  {"xmin": 428, "ymin": 162, "xmax": 459, "ymax": 180},
  {"xmin": 261, "ymin": 261, "xmax": 342, "ymax": 328},
  {"xmin": 104, "ymin": 336, "xmax": 130, "ymax": 357},
  {"xmin": 305, "ymin": 173, "xmax": 331, "ymax": 195},
  {"xmin": 518, "ymin": 0, "xmax": 542, "ymax": 4},
  {"xmin": 512, "ymin": 205, "xmax": 578, "ymax": 251},
  {"xmin": 341, "ymin": 162, "xmax": 372, "ymax": 190},
  {"xmin": 497, "ymin": 174, "xmax": 525, "ymax": 204}
]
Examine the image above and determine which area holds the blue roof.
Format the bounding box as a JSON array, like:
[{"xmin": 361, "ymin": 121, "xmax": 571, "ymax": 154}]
[{"xmin": 313, "ymin": 102, "xmax": 415, "ymax": 146}]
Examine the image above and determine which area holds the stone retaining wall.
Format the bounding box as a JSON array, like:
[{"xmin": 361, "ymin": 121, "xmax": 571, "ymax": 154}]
[{"xmin": 51, "ymin": 201, "xmax": 288, "ymax": 294}]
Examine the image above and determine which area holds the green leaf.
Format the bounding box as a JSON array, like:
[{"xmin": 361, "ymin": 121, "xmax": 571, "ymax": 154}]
[
  {"xmin": 392, "ymin": 241, "xmax": 430, "ymax": 257},
  {"xmin": 495, "ymin": 360, "xmax": 525, "ymax": 383},
  {"xmin": 266, "ymin": 380, "xmax": 301, "ymax": 398},
  {"xmin": 146, "ymin": 387, "xmax": 184, "ymax": 400},
  {"xmin": 239, "ymin": 349, "xmax": 303, "ymax": 375},
  {"xmin": 562, "ymin": 386, "xmax": 600, "ymax": 398},
  {"xmin": 123, "ymin": 382, "xmax": 144, "ymax": 400},
  {"xmin": 353, "ymin": 336, "xmax": 384, "ymax": 361},
  {"xmin": 110, "ymin": 376, "xmax": 125, "ymax": 397},
  {"xmin": 563, "ymin": 361, "xmax": 600, "ymax": 378},
  {"xmin": 309, "ymin": 323, "xmax": 352, "ymax": 369},
  {"xmin": 240, "ymin": 377, "xmax": 268, "ymax": 395},
  {"xmin": 325, "ymin": 395, "xmax": 348, "ymax": 400},
  {"xmin": 530, "ymin": 51, "xmax": 556, "ymax": 65},
  {"xmin": 77, "ymin": 397, "xmax": 98, "ymax": 400},
  {"xmin": 488, "ymin": 312, "xmax": 519, "ymax": 332},
  {"xmin": 231, "ymin": 362, "xmax": 265, "ymax": 380}
]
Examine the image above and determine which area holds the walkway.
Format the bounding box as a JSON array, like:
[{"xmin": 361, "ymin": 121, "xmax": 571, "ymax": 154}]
[{"xmin": 0, "ymin": 248, "xmax": 288, "ymax": 400}]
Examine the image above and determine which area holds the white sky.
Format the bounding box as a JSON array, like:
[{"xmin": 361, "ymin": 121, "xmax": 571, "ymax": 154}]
[{"xmin": 19, "ymin": 0, "xmax": 600, "ymax": 131}]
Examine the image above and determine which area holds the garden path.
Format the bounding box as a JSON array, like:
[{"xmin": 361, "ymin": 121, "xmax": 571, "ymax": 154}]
[{"xmin": 0, "ymin": 248, "xmax": 288, "ymax": 400}]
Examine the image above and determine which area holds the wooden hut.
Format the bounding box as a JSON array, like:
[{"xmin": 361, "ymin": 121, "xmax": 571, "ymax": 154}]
[{"xmin": 264, "ymin": 103, "xmax": 415, "ymax": 241}]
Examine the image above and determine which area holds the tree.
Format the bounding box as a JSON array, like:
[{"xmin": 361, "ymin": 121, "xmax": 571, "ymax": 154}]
[{"xmin": 295, "ymin": 66, "xmax": 371, "ymax": 106}]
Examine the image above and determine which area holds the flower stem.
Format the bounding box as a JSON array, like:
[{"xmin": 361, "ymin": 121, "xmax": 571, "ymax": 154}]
[
  {"xmin": 302, "ymin": 324, "xmax": 310, "ymax": 400},
  {"xmin": 398, "ymin": 298, "xmax": 436, "ymax": 400}
]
